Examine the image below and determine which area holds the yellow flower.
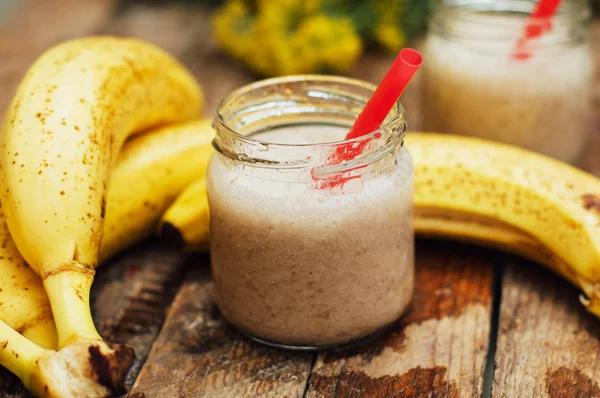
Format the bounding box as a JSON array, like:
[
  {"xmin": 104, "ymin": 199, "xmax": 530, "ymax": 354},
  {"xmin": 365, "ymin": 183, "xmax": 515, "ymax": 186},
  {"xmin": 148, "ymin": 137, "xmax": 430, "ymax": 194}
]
[
  {"xmin": 212, "ymin": 1, "xmax": 364, "ymax": 77},
  {"xmin": 212, "ymin": 0, "xmax": 254, "ymax": 62},
  {"xmin": 374, "ymin": 23, "xmax": 406, "ymax": 52},
  {"xmin": 371, "ymin": 0, "xmax": 410, "ymax": 52}
]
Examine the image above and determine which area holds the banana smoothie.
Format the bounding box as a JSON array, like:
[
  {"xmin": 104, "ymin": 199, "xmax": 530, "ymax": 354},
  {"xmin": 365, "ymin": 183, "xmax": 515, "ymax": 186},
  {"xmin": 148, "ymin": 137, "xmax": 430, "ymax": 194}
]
[
  {"xmin": 208, "ymin": 76, "xmax": 415, "ymax": 348},
  {"xmin": 421, "ymin": 1, "xmax": 593, "ymax": 163}
]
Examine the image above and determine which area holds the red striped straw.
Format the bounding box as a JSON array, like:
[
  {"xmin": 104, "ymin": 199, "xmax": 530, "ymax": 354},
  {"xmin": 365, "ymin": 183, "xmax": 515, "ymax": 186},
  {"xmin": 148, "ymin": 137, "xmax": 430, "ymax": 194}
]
[
  {"xmin": 312, "ymin": 48, "xmax": 422, "ymax": 188},
  {"xmin": 512, "ymin": 0, "xmax": 564, "ymax": 60}
]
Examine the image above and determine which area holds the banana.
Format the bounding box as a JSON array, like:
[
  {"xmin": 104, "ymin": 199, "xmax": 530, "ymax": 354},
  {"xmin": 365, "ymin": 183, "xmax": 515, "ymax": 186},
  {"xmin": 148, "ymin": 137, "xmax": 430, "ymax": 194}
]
[
  {"xmin": 0, "ymin": 36, "xmax": 202, "ymax": 389},
  {"xmin": 0, "ymin": 319, "xmax": 134, "ymax": 397},
  {"xmin": 0, "ymin": 235, "xmax": 56, "ymax": 349},
  {"xmin": 0, "ymin": 120, "xmax": 214, "ymax": 352},
  {"xmin": 158, "ymin": 177, "xmax": 210, "ymax": 252},
  {"xmin": 407, "ymin": 133, "xmax": 600, "ymax": 316},
  {"xmin": 100, "ymin": 120, "xmax": 214, "ymax": 260},
  {"xmin": 161, "ymin": 132, "xmax": 600, "ymax": 318}
]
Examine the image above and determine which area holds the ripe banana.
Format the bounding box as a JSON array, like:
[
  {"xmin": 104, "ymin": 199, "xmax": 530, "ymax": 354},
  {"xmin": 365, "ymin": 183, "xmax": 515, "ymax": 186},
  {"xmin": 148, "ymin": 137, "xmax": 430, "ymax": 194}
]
[
  {"xmin": 0, "ymin": 120, "xmax": 214, "ymax": 353},
  {"xmin": 407, "ymin": 133, "xmax": 600, "ymax": 316},
  {"xmin": 161, "ymin": 132, "xmax": 600, "ymax": 318},
  {"xmin": 100, "ymin": 120, "xmax": 214, "ymax": 261},
  {"xmin": 158, "ymin": 177, "xmax": 210, "ymax": 252},
  {"xmin": 0, "ymin": 231, "xmax": 56, "ymax": 349},
  {"xmin": 0, "ymin": 35, "xmax": 202, "ymax": 389}
]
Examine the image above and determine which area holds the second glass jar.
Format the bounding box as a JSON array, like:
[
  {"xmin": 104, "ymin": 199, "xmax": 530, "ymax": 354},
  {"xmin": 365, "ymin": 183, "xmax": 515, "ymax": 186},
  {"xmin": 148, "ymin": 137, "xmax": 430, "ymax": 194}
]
[
  {"xmin": 421, "ymin": 0, "xmax": 593, "ymax": 163},
  {"xmin": 208, "ymin": 76, "xmax": 414, "ymax": 349}
]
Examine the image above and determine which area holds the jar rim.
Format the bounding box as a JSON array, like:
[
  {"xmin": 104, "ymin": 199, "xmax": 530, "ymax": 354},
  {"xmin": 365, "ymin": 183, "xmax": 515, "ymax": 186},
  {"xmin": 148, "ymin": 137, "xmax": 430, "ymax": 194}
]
[
  {"xmin": 214, "ymin": 74, "xmax": 404, "ymax": 148},
  {"xmin": 212, "ymin": 75, "xmax": 406, "ymax": 172}
]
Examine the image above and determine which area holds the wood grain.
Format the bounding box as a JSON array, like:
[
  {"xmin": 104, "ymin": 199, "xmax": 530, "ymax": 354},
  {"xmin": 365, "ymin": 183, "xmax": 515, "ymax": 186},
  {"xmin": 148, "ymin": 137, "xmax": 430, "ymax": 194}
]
[
  {"xmin": 302, "ymin": 240, "xmax": 496, "ymax": 398},
  {"xmin": 129, "ymin": 264, "xmax": 314, "ymax": 398},
  {"xmin": 91, "ymin": 242, "xmax": 188, "ymax": 390},
  {"xmin": 492, "ymin": 262, "xmax": 600, "ymax": 397}
]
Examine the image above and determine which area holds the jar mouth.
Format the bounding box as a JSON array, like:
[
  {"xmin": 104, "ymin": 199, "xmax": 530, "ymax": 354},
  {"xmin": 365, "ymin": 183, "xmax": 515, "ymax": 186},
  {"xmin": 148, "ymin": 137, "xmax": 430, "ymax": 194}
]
[
  {"xmin": 430, "ymin": 0, "xmax": 590, "ymax": 47},
  {"xmin": 212, "ymin": 75, "xmax": 406, "ymax": 171}
]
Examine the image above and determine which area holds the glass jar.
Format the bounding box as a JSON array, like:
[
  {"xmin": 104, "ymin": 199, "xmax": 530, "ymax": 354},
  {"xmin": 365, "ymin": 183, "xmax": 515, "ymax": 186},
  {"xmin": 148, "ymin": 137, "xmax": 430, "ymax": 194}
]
[
  {"xmin": 421, "ymin": 0, "xmax": 593, "ymax": 163},
  {"xmin": 208, "ymin": 75, "xmax": 414, "ymax": 350}
]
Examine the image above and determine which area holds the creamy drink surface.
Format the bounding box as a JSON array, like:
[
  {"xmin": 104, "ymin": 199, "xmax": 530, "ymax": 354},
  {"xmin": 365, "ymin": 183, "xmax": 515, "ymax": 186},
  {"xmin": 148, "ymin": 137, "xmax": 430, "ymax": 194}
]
[
  {"xmin": 422, "ymin": 12, "xmax": 593, "ymax": 163},
  {"xmin": 208, "ymin": 124, "xmax": 414, "ymax": 346}
]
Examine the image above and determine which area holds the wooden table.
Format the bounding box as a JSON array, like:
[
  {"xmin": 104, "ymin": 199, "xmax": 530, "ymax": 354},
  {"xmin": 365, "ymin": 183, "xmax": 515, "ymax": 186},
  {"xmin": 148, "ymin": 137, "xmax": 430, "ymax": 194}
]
[{"xmin": 2, "ymin": 1, "xmax": 600, "ymax": 397}]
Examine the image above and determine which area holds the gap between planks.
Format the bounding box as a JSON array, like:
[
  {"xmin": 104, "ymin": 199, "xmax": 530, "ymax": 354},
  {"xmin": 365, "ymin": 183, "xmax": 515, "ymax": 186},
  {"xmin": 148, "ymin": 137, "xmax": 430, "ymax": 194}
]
[{"xmin": 482, "ymin": 264, "xmax": 504, "ymax": 398}]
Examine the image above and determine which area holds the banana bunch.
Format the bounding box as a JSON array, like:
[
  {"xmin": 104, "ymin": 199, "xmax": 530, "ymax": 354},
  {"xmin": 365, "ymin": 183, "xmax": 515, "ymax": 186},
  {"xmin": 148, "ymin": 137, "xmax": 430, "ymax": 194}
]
[
  {"xmin": 0, "ymin": 119, "xmax": 214, "ymax": 396},
  {"xmin": 1, "ymin": 120, "xmax": 214, "ymax": 348},
  {"xmin": 161, "ymin": 133, "xmax": 600, "ymax": 318},
  {"xmin": 0, "ymin": 37, "xmax": 210, "ymax": 397}
]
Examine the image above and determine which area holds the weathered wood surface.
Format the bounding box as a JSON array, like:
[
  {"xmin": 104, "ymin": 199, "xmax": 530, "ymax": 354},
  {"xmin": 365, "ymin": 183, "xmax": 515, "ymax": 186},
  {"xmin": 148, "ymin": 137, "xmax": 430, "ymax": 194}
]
[
  {"xmin": 129, "ymin": 259, "xmax": 315, "ymax": 398},
  {"xmin": 304, "ymin": 241, "xmax": 495, "ymax": 398},
  {"xmin": 492, "ymin": 262, "xmax": 600, "ymax": 397},
  {"xmin": 1, "ymin": 0, "xmax": 600, "ymax": 397},
  {"xmin": 130, "ymin": 241, "xmax": 494, "ymax": 398},
  {"xmin": 91, "ymin": 242, "xmax": 188, "ymax": 391}
]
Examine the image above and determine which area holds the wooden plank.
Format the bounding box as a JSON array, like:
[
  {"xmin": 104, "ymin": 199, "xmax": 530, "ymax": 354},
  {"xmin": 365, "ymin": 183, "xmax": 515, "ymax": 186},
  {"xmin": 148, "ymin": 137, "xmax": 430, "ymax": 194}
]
[
  {"xmin": 90, "ymin": 241, "xmax": 188, "ymax": 390},
  {"xmin": 492, "ymin": 262, "xmax": 600, "ymax": 397},
  {"xmin": 129, "ymin": 264, "xmax": 315, "ymax": 398},
  {"xmin": 304, "ymin": 241, "xmax": 496, "ymax": 398}
]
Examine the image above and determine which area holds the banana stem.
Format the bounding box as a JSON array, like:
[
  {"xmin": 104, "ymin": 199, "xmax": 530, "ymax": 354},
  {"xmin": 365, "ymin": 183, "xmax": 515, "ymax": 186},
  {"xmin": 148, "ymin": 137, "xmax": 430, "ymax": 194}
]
[
  {"xmin": 42, "ymin": 264, "xmax": 102, "ymax": 349},
  {"xmin": 0, "ymin": 320, "xmax": 50, "ymax": 384}
]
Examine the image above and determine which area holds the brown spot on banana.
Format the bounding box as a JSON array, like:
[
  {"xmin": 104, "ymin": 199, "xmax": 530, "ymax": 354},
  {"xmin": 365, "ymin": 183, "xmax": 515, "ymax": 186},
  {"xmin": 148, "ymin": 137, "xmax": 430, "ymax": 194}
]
[
  {"xmin": 14, "ymin": 306, "xmax": 54, "ymax": 335},
  {"xmin": 582, "ymin": 194, "xmax": 600, "ymax": 213},
  {"xmin": 100, "ymin": 197, "xmax": 106, "ymax": 219}
]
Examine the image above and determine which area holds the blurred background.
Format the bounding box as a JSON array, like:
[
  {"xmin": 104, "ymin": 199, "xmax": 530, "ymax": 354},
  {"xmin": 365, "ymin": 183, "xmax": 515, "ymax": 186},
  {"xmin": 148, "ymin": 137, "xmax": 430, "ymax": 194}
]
[
  {"xmin": 0, "ymin": 0, "xmax": 425, "ymax": 127},
  {"xmin": 1, "ymin": 0, "xmax": 600, "ymax": 165}
]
